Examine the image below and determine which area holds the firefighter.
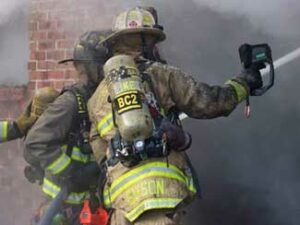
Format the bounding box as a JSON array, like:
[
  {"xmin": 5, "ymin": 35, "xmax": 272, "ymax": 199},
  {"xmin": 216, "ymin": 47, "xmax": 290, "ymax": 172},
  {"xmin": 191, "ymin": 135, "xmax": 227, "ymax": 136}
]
[
  {"xmin": 24, "ymin": 30, "xmax": 112, "ymax": 225},
  {"xmin": 87, "ymin": 7, "xmax": 264, "ymax": 225},
  {"xmin": 0, "ymin": 87, "xmax": 59, "ymax": 143}
]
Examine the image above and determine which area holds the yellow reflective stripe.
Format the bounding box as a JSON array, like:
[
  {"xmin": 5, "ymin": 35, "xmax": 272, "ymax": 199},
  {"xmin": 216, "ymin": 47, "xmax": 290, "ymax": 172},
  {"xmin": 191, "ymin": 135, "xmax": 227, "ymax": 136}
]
[
  {"xmin": 46, "ymin": 152, "xmax": 71, "ymax": 175},
  {"xmin": 42, "ymin": 178, "xmax": 60, "ymax": 198},
  {"xmin": 0, "ymin": 121, "xmax": 9, "ymax": 142},
  {"xmin": 42, "ymin": 178, "xmax": 88, "ymax": 204},
  {"xmin": 3, "ymin": 121, "xmax": 8, "ymax": 142},
  {"xmin": 61, "ymin": 145, "xmax": 68, "ymax": 151},
  {"xmin": 61, "ymin": 145, "xmax": 91, "ymax": 163},
  {"xmin": 71, "ymin": 146, "xmax": 90, "ymax": 163},
  {"xmin": 126, "ymin": 198, "xmax": 182, "ymax": 222},
  {"xmin": 104, "ymin": 170, "xmax": 187, "ymax": 205},
  {"xmin": 97, "ymin": 113, "xmax": 114, "ymax": 137},
  {"xmin": 103, "ymin": 162, "xmax": 196, "ymax": 205},
  {"xmin": 105, "ymin": 162, "xmax": 190, "ymax": 195},
  {"xmin": 118, "ymin": 105, "xmax": 141, "ymax": 114},
  {"xmin": 225, "ymin": 80, "xmax": 248, "ymax": 102},
  {"xmin": 65, "ymin": 192, "xmax": 89, "ymax": 205}
]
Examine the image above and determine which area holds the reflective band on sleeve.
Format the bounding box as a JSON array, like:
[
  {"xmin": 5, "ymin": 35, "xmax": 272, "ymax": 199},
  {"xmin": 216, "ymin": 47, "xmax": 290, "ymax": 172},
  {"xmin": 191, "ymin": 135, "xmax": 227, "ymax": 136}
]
[
  {"xmin": 42, "ymin": 178, "xmax": 88, "ymax": 204},
  {"xmin": 225, "ymin": 80, "xmax": 248, "ymax": 103},
  {"xmin": 126, "ymin": 198, "xmax": 182, "ymax": 222},
  {"xmin": 0, "ymin": 121, "xmax": 9, "ymax": 142},
  {"xmin": 61, "ymin": 145, "xmax": 91, "ymax": 163},
  {"xmin": 103, "ymin": 162, "xmax": 196, "ymax": 206},
  {"xmin": 96, "ymin": 113, "xmax": 114, "ymax": 137},
  {"xmin": 71, "ymin": 146, "xmax": 90, "ymax": 163},
  {"xmin": 46, "ymin": 152, "xmax": 71, "ymax": 175}
]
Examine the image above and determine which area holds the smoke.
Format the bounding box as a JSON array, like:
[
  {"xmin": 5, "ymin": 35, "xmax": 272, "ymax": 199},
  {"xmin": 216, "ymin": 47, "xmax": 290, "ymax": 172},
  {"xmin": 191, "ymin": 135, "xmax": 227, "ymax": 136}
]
[
  {"xmin": 1, "ymin": 0, "xmax": 300, "ymax": 224},
  {"xmin": 192, "ymin": 0, "xmax": 300, "ymax": 38},
  {"xmin": 0, "ymin": 0, "xmax": 28, "ymax": 27},
  {"xmin": 0, "ymin": 0, "xmax": 29, "ymax": 85}
]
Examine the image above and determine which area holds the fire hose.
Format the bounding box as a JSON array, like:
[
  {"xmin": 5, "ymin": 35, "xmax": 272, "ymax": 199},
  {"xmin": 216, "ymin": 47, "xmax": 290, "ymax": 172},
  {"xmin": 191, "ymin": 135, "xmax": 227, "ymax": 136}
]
[
  {"xmin": 37, "ymin": 186, "xmax": 69, "ymax": 225},
  {"xmin": 37, "ymin": 163, "xmax": 108, "ymax": 225}
]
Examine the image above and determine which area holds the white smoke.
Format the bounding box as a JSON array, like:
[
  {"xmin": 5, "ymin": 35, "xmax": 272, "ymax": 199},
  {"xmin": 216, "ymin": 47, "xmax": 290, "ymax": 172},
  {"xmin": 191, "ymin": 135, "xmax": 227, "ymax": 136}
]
[
  {"xmin": 0, "ymin": 0, "xmax": 28, "ymax": 26},
  {"xmin": 192, "ymin": 0, "xmax": 300, "ymax": 37}
]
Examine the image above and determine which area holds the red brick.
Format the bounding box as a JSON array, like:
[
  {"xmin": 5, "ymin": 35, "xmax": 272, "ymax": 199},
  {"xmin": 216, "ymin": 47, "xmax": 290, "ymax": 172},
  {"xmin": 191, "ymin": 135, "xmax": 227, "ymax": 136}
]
[
  {"xmin": 57, "ymin": 61, "xmax": 74, "ymax": 70},
  {"xmin": 0, "ymin": 87, "xmax": 26, "ymax": 102},
  {"xmin": 46, "ymin": 50, "xmax": 65, "ymax": 60},
  {"xmin": 28, "ymin": 61, "xmax": 37, "ymax": 71},
  {"xmin": 49, "ymin": 11, "xmax": 69, "ymax": 21},
  {"xmin": 10, "ymin": 88, "xmax": 26, "ymax": 101},
  {"xmin": 38, "ymin": 41, "xmax": 55, "ymax": 50},
  {"xmin": 27, "ymin": 81, "xmax": 37, "ymax": 91},
  {"xmin": 38, "ymin": 2, "xmax": 55, "ymax": 11},
  {"xmin": 48, "ymin": 31, "xmax": 66, "ymax": 40},
  {"xmin": 64, "ymin": 31, "xmax": 79, "ymax": 39},
  {"xmin": 37, "ymin": 61, "xmax": 56, "ymax": 70},
  {"xmin": 56, "ymin": 20, "xmax": 66, "ymax": 29},
  {"xmin": 31, "ymin": 31, "xmax": 47, "ymax": 40},
  {"xmin": 37, "ymin": 81, "xmax": 53, "ymax": 89},
  {"xmin": 53, "ymin": 81, "xmax": 65, "ymax": 90},
  {"xmin": 30, "ymin": 51, "xmax": 46, "ymax": 60},
  {"xmin": 30, "ymin": 71, "xmax": 48, "ymax": 80},
  {"xmin": 38, "ymin": 20, "xmax": 57, "ymax": 30},
  {"xmin": 29, "ymin": 22, "xmax": 38, "ymax": 31},
  {"xmin": 47, "ymin": 71, "xmax": 64, "ymax": 79},
  {"xmin": 30, "ymin": 42, "xmax": 37, "ymax": 51},
  {"xmin": 56, "ymin": 40, "xmax": 75, "ymax": 49},
  {"xmin": 31, "ymin": 12, "xmax": 48, "ymax": 21},
  {"xmin": 64, "ymin": 80, "xmax": 77, "ymax": 86},
  {"xmin": 64, "ymin": 69, "xmax": 77, "ymax": 79},
  {"xmin": 65, "ymin": 49, "xmax": 74, "ymax": 59}
]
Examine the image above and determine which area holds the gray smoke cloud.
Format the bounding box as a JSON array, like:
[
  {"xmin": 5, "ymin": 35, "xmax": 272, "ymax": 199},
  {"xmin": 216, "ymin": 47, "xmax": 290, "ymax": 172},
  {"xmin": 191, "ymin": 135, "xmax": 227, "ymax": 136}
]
[
  {"xmin": 0, "ymin": 0, "xmax": 29, "ymax": 85},
  {"xmin": 1, "ymin": 0, "xmax": 300, "ymax": 224},
  {"xmin": 192, "ymin": 0, "xmax": 300, "ymax": 38},
  {"xmin": 0, "ymin": 0, "xmax": 28, "ymax": 26}
]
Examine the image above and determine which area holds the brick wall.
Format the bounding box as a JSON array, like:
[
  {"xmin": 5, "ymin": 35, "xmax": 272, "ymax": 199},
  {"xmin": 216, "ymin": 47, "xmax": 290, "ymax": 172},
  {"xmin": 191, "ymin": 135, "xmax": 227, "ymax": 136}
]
[
  {"xmin": 28, "ymin": 0, "xmax": 114, "ymax": 92},
  {"xmin": 0, "ymin": 0, "xmax": 117, "ymax": 224},
  {"xmin": 28, "ymin": 0, "xmax": 78, "ymax": 91},
  {"xmin": 0, "ymin": 1, "xmax": 118, "ymax": 224}
]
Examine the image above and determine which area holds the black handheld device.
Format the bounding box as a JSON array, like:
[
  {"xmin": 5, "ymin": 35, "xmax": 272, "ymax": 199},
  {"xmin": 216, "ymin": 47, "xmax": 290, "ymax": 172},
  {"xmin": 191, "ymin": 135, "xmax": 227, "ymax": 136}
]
[{"xmin": 239, "ymin": 43, "xmax": 275, "ymax": 96}]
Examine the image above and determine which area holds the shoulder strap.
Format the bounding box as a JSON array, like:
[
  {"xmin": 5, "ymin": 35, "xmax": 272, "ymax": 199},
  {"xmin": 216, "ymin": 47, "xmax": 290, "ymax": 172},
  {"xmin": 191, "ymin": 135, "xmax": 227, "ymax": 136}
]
[{"xmin": 61, "ymin": 85, "xmax": 90, "ymax": 156}]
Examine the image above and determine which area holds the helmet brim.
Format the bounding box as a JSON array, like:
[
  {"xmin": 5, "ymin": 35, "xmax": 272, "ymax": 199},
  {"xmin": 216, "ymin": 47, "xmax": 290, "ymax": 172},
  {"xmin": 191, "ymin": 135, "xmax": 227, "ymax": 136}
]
[
  {"xmin": 100, "ymin": 27, "xmax": 166, "ymax": 46},
  {"xmin": 58, "ymin": 58, "xmax": 98, "ymax": 64},
  {"xmin": 58, "ymin": 58, "xmax": 74, "ymax": 64}
]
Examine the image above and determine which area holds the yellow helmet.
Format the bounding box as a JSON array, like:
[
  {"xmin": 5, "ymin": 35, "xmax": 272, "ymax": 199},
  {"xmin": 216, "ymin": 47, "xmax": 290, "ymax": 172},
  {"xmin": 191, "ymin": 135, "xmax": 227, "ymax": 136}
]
[
  {"xmin": 31, "ymin": 87, "xmax": 60, "ymax": 117},
  {"xmin": 100, "ymin": 7, "xmax": 166, "ymax": 48}
]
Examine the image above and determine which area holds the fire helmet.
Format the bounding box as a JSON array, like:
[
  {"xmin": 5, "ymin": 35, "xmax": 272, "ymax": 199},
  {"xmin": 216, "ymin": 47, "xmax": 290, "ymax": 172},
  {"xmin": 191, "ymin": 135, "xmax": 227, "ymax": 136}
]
[
  {"xmin": 59, "ymin": 30, "xmax": 112, "ymax": 64},
  {"xmin": 97, "ymin": 7, "xmax": 166, "ymax": 49},
  {"xmin": 58, "ymin": 30, "xmax": 113, "ymax": 84}
]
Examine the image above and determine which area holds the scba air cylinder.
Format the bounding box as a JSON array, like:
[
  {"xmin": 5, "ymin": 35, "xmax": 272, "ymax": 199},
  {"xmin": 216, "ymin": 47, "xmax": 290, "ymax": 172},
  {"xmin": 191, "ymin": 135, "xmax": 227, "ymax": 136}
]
[{"xmin": 104, "ymin": 54, "xmax": 153, "ymax": 141}]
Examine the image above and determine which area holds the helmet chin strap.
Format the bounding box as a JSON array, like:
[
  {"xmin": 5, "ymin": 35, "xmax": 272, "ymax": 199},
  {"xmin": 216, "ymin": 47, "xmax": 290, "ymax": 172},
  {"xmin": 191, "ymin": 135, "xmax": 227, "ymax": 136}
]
[
  {"xmin": 83, "ymin": 62, "xmax": 98, "ymax": 94},
  {"xmin": 140, "ymin": 33, "xmax": 160, "ymax": 61},
  {"xmin": 141, "ymin": 33, "xmax": 151, "ymax": 60}
]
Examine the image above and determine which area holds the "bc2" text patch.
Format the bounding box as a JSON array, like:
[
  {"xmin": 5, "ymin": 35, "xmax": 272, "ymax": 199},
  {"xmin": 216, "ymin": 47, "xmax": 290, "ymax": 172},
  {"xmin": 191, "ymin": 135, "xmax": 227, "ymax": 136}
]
[{"xmin": 114, "ymin": 91, "xmax": 143, "ymax": 114}]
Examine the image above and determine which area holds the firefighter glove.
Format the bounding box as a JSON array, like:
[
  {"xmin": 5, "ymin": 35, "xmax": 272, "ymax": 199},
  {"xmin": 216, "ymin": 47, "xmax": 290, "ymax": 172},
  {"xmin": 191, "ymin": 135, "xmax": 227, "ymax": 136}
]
[
  {"xmin": 160, "ymin": 120, "xmax": 192, "ymax": 151},
  {"xmin": 15, "ymin": 101, "xmax": 38, "ymax": 135},
  {"xmin": 24, "ymin": 165, "xmax": 44, "ymax": 185},
  {"xmin": 237, "ymin": 67, "xmax": 263, "ymax": 94}
]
